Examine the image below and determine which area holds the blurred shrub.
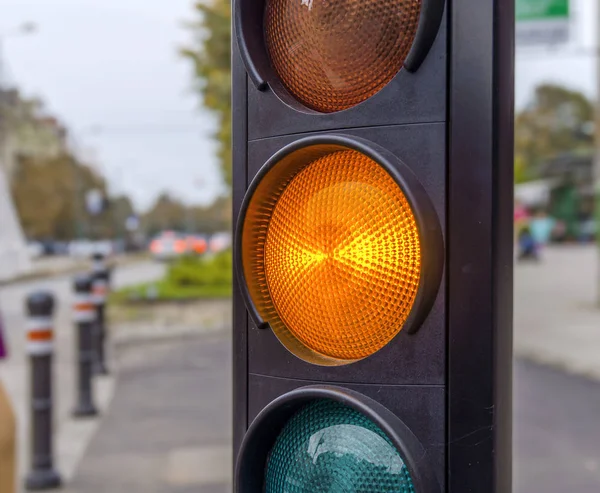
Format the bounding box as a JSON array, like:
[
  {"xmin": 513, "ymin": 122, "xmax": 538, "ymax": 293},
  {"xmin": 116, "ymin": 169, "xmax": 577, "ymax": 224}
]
[{"xmin": 167, "ymin": 250, "xmax": 232, "ymax": 287}]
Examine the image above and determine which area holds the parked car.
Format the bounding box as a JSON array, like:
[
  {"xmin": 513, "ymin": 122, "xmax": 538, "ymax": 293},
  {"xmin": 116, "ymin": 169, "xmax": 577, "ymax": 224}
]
[
  {"xmin": 208, "ymin": 232, "xmax": 232, "ymax": 253},
  {"xmin": 38, "ymin": 240, "xmax": 69, "ymax": 256},
  {"xmin": 68, "ymin": 240, "xmax": 114, "ymax": 259},
  {"xmin": 149, "ymin": 231, "xmax": 188, "ymax": 261},
  {"xmin": 185, "ymin": 234, "xmax": 208, "ymax": 255},
  {"xmin": 27, "ymin": 242, "xmax": 44, "ymax": 259}
]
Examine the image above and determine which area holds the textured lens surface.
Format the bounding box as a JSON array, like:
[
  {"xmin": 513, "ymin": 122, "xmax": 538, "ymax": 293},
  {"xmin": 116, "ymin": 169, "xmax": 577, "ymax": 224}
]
[
  {"xmin": 265, "ymin": 0, "xmax": 422, "ymax": 113},
  {"xmin": 243, "ymin": 149, "xmax": 421, "ymax": 363},
  {"xmin": 265, "ymin": 400, "xmax": 415, "ymax": 493}
]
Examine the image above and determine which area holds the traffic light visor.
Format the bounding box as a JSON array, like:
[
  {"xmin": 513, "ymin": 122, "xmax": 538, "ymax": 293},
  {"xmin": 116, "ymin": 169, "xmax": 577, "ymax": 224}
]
[
  {"xmin": 235, "ymin": 385, "xmax": 441, "ymax": 493},
  {"xmin": 239, "ymin": 140, "xmax": 434, "ymax": 365},
  {"xmin": 265, "ymin": 0, "xmax": 422, "ymax": 112},
  {"xmin": 265, "ymin": 399, "xmax": 414, "ymax": 492}
]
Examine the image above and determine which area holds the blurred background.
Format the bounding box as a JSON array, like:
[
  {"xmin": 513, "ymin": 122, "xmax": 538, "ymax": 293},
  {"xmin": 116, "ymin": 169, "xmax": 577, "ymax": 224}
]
[{"xmin": 0, "ymin": 0, "xmax": 598, "ymax": 492}]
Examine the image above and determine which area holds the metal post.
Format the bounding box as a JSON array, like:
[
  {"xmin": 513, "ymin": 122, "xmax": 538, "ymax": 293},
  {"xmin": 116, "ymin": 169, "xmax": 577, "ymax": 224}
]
[
  {"xmin": 91, "ymin": 253, "xmax": 110, "ymax": 375},
  {"xmin": 596, "ymin": 1, "xmax": 600, "ymax": 305},
  {"xmin": 71, "ymin": 274, "xmax": 98, "ymax": 418},
  {"xmin": 24, "ymin": 291, "xmax": 61, "ymax": 490}
]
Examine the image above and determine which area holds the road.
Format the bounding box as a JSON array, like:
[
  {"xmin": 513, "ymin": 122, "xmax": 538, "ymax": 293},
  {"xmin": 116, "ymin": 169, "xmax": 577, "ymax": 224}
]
[
  {"xmin": 513, "ymin": 245, "xmax": 600, "ymax": 491},
  {"xmin": 515, "ymin": 359, "xmax": 600, "ymax": 492},
  {"xmin": 0, "ymin": 259, "xmax": 166, "ymax": 479}
]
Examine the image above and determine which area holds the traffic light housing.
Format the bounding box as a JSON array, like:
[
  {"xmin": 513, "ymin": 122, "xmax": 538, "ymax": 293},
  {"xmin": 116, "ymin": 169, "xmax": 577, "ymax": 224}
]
[{"xmin": 232, "ymin": 0, "xmax": 514, "ymax": 491}]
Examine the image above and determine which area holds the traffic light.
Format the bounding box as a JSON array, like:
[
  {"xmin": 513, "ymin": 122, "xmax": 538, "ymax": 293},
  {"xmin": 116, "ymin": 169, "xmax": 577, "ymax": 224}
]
[{"xmin": 232, "ymin": 0, "xmax": 514, "ymax": 491}]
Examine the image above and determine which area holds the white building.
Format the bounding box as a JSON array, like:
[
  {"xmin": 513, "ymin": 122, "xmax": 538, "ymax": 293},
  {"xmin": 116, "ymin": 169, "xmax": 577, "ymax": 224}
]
[{"xmin": 0, "ymin": 164, "xmax": 30, "ymax": 281}]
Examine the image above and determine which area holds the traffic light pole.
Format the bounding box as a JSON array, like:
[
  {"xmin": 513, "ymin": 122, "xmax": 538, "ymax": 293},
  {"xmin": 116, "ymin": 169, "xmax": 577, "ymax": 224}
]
[
  {"xmin": 232, "ymin": 26, "xmax": 249, "ymax": 459},
  {"xmin": 232, "ymin": 0, "xmax": 514, "ymax": 491},
  {"xmin": 448, "ymin": 1, "xmax": 514, "ymax": 491},
  {"xmin": 596, "ymin": 2, "xmax": 600, "ymax": 305}
]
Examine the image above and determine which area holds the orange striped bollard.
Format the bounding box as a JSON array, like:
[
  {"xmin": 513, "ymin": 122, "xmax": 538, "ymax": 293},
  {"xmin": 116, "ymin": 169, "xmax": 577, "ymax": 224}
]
[
  {"xmin": 24, "ymin": 291, "xmax": 62, "ymax": 490},
  {"xmin": 72, "ymin": 274, "xmax": 98, "ymax": 418},
  {"xmin": 91, "ymin": 253, "xmax": 109, "ymax": 375}
]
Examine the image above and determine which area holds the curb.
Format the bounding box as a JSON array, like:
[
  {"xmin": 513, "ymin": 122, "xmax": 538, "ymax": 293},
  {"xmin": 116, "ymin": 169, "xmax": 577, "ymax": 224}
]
[
  {"xmin": 0, "ymin": 254, "xmax": 149, "ymax": 287},
  {"xmin": 515, "ymin": 346, "xmax": 600, "ymax": 383},
  {"xmin": 54, "ymin": 375, "xmax": 116, "ymax": 485}
]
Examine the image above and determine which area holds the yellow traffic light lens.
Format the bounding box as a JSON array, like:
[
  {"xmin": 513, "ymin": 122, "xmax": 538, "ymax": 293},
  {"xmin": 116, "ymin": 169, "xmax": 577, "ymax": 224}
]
[
  {"xmin": 242, "ymin": 147, "xmax": 421, "ymax": 364},
  {"xmin": 265, "ymin": 0, "xmax": 422, "ymax": 113}
]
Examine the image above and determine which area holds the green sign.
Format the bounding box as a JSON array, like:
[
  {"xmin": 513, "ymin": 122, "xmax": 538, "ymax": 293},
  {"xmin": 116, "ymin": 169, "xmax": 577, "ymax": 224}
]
[{"xmin": 516, "ymin": 0, "xmax": 569, "ymax": 21}]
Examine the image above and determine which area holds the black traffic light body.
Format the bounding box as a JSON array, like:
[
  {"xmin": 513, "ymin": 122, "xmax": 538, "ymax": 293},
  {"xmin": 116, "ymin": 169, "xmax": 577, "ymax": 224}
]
[{"xmin": 232, "ymin": 0, "xmax": 514, "ymax": 491}]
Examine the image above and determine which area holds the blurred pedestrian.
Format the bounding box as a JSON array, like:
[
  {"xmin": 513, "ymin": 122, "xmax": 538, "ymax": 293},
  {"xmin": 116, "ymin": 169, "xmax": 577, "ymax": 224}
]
[
  {"xmin": 517, "ymin": 225, "xmax": 539, "ymax": 261},
  {"xmin": 0, "ymin": 312, "xmax": 16, "ymax": 493},
  {"xmin": 530, "ymin": 208, "xmax": 555, "ymax": 255},
  {"xmin": 515, "ymin": 201, "xmax": 538, "ymax": 261},
  {"xmin": 514, "ymin": 200, "xmax": 529, "ymax": 224}
]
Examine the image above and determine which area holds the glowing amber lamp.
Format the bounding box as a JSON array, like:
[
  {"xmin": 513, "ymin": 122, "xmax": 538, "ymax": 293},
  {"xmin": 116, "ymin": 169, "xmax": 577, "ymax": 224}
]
[
  {"xmin": 265, "ymin": 0, "xmax": 422, "ymax": 113},
  {"xmin": 242, "ymin": 148, "xmax": 421, "ymax": 365}
]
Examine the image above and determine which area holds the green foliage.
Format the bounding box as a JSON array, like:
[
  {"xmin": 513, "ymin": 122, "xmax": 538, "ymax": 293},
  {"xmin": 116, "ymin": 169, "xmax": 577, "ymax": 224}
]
[
  {"xmin": 142, "ymin": 193, "xmax": 188, "ymax": 235},
  {"xmin": 167, "ymin": 250, "xmax": 232, "ymax": 288},
  {"xmin": 514, "ymin": 155, "xmax": 531, "ymax": 184},
  {"xmin": 112, "ymin": 250, "xmax": 233, "ymax": 303},
  {"xmin": 10, "ymin": 153, "xmax": 118, "ymax": 240},
  {"xmin": 112, "ymin": 281, "xmax": 232, "ymax": 303},
  {"xmin": 142, "ymin": 194, "xmax": 231, "ymax": 236},
  {"xmin": 515, "ymin": 84, "xmax": 594, "ymax": 182},
  {"xmin": 111, "ymin": 195, "xmax": 136, "ymax": 239},
  {"xmin": 181, "ymin": 0, "xmax": 232, "ymax": 187}
]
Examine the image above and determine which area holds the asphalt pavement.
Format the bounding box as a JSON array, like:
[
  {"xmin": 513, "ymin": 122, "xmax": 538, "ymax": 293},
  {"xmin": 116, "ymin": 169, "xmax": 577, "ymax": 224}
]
[
  {"xmin": 62, "ymin": 332, "xmax": 600, "ymax": 493},
  {"xmin": 514, "ymin": 359, "xmax": 600, "ymax": 492}
]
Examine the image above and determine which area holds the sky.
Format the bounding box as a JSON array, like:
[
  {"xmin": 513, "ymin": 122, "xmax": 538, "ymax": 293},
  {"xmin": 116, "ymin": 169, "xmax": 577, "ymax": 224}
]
[
  {"xmin": 0, "ymin": 0, "xmax": 598, "ymax": 211},
  {"xmin": 0, "ymin": 0, "xmax": 222, "ymax": 211}
]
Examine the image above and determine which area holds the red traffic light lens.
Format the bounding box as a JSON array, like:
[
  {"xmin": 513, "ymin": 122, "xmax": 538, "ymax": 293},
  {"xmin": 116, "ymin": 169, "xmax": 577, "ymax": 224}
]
[{"xmin": 265, "ymin": 0, "xmax": 422, "ymax": 112}]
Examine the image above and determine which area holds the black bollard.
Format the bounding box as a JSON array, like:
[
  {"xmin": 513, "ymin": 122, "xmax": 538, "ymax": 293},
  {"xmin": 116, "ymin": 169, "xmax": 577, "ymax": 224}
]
[
  {"xmin": 72, "ymin": 274, "xmax": 98, "ymax": 418},
  {"xmin": 91, "ymin": 253, "xmax": 110, "ymax": 375},
  {"xmin": 24, "ymin": 291, "xmax": 62, "ymax": 490}
]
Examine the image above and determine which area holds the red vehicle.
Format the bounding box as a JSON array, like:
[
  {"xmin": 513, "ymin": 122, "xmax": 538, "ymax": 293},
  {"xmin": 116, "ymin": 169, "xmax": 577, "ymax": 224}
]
[
  {"xmin": 149, "ymin": 232, "xmax": 208, "ymax": 260},
  {"xmin": 149, "ymin": 231, "xmax": 188, "ymax": 261}
]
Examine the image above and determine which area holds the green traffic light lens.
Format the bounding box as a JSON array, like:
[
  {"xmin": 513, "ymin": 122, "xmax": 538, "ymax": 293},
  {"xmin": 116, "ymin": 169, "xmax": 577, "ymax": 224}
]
[{"xmin": 265, "ymin": 400, "xmax": 415, "ymax": 493}]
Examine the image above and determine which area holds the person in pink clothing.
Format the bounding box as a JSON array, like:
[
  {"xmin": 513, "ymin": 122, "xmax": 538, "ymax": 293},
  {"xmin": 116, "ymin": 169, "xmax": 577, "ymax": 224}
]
[
  {"xmin": 0, "ymin": 317, "xmax": 6, "ymax": 359},
  {"xmin": 0, "ymin": 312, "xmax": 16, "ymax": 493}
]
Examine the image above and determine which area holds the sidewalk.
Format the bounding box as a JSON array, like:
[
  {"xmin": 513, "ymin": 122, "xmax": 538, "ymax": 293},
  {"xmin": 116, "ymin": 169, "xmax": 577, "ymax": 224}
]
[
  {"xmin": 64, "ymin": 332, "xmax": 232, "ymax": 493},
  {"xmin": 0, "ymin": 260, "xmax": 166, "ymax": 488},
  {"xmin": 514, "ymin": 245, "xmax": 600, "ymax": 380}
]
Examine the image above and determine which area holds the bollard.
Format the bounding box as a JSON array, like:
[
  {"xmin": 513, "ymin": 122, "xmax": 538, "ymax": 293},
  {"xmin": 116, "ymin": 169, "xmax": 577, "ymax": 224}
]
[
  {"xmin": 72, "ymin": 274, "xmax": 98, "ymax": 418},
  {"xmin": 24, "ymin": 291, "xmax": 62, "ymax": 490},
  {"xmin": 91, "ymin": 253, "xmax": 110, "ymax": 375}
]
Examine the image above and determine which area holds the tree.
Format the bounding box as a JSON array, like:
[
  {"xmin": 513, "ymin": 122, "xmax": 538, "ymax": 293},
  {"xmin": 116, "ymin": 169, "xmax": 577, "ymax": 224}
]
[
  {"xmin": 142, "ymin": 193, "xmax": 188, "ymax": 236},
  {"xmin": 10, "ymin": 152, "xmax": 128, "ymax": 240},
  {"xmin": 189, "ymin": 195, "xmax": 231, "ymax": 233},
  {"xmin": 142, "ymin": 193, "xmax": 231, "ymax": 236},
  {"xmin": 515, "ymin": 84, "xmax": 594, "ymax": 181},
  {"xmin": 181, "ymin": 0, "xmax": 232, "ymax": 187},
  {"xmin": 110, "ymin": 195, "xmax": 136, "ymax": 239}
]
